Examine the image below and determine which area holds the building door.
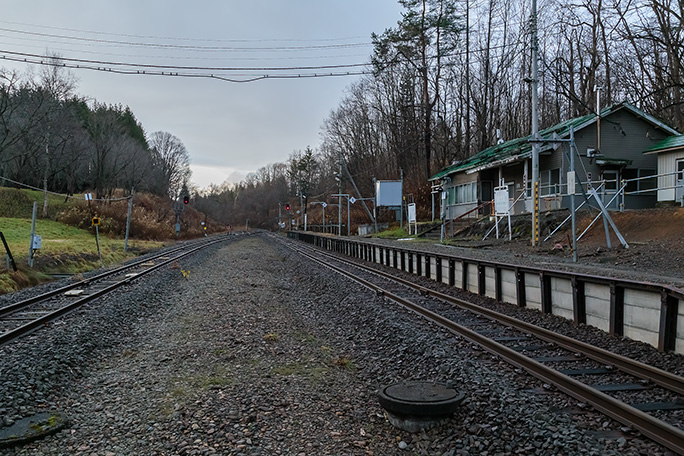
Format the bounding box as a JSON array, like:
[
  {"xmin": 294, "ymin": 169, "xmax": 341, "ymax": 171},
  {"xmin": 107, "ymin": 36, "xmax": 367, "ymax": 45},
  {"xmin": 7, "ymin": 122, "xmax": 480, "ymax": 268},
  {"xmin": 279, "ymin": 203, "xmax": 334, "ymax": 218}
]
[
  {"xmin": 602, "ymin": 169, "xmax": 620, "ymax": 209},
  {"xmin": 676, "ymin": 159, "xmax": 684, "ymax": 204},
  {"xmin": 481, "ymin": 181, "xmax": 493, "ymax": 204}
]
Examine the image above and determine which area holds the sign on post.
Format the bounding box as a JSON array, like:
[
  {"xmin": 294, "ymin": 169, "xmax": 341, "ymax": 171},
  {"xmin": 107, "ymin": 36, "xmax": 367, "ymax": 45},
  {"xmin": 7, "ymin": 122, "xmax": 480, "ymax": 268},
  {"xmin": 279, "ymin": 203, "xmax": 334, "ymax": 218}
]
[
  {"xmin": 375, "ymin": 180, "xmax": 402, "ymax": 206},
  {"xmin": 567, "ymin": 171, "xmax": 576, "ymax": 195},
  {"xmin": 407, "ymin": 203, "xmax": 417, "ymax": 235},
  {"xmin": 494, "ymin": 188, "xmax": 509, "ymax": 215},
  {"xmin": 493, "ymin": 184, "xmax": 512, "ymax": 240}
]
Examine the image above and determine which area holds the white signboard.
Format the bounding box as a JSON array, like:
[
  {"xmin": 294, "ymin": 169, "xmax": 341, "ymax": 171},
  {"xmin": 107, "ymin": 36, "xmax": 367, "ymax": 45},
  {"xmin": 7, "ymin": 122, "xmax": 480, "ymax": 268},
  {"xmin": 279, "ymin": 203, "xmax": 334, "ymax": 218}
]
[
  {"xmin": 567, "ymin": 171, "xmax": 576, "ymax": 195},
  {"xmin": 349, "ymin": 196, "xmax": 356, "ymax": 204},
  {"xmin": 375, "ymin": 180, "xmax": 402, "ymax": 207},
  {"xmin": 321, "ymin": 202, "xmax": 327, "ymax": 208},
  {"xmin": 494, "ymin": 187, "xmax": 509, "ymax": 215},
  {"xmin": 407, "ymin": 203, "xmax": 417, "ymax": 222}
]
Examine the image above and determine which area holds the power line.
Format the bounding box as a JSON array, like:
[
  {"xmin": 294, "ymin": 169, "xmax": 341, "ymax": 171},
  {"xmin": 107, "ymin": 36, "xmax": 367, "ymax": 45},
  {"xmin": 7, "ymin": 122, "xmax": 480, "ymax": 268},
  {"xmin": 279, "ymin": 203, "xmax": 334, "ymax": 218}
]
[
  {"xmin": 0, "ymin": 49, "xmax": 368, "ymax": 72},
  {"xmin": 0, "ymin": 37, "xmax": 369, "ymax": 62},
  {"xmin": 0, "ymin": 175, "xmax": 131, "ymax": 202},
  {"xmin": 0, "ymin": 19, "xmax": 367, "ymax": 44},
  {"xmin": 0, "ymin": 53, "xmax": 371, "ymax": 83},
  {"xmin": 0, "ymin": 26, "xmax": 371, "ymax": 52}
]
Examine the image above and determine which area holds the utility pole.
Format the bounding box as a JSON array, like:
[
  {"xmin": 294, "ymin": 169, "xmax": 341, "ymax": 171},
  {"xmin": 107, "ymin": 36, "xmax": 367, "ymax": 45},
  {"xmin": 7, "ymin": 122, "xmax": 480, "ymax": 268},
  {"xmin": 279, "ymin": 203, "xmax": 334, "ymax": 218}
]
[
  {"xmin": 530, "ymin": 0, "xmax": 540, "ymax": 246},
  {"xmin": 570, "ymin": 127, "xmax": 577, "ymax": 263},
  {"xmin": 595, "ymin": 85, "xmax": 602, "ymax": 152},
  {"xmin": 400, "ymin": 169, "xmax": 404, "ymax": 231},
  {"xmin": 338, "ymin": 150, "xmax": 343, "ymax": 236}
]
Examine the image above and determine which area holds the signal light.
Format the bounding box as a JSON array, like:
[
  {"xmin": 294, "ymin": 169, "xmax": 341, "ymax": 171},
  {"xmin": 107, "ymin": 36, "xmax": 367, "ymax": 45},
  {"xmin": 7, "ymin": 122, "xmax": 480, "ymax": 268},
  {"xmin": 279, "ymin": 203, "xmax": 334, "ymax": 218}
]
[
  {"xmin": 183, "ymin": 195, "xmax": 189, "ymax": 204},
  {"xmin": 285, "ymin": 203, "xmax": 290, "ymax": 210}
]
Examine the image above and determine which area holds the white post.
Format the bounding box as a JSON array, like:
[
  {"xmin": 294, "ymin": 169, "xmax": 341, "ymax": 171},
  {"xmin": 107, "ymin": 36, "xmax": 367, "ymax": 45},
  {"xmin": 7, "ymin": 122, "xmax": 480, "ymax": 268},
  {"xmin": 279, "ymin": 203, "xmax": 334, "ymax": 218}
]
[{"xmin": 570, "ymin": 127, "xmax": 577, "ymax": 262}]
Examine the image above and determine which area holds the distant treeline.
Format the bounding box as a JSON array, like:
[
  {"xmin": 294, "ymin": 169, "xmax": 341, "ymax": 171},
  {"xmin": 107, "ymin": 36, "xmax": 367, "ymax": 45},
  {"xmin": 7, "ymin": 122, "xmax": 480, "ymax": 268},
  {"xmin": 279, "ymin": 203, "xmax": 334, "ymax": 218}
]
[
  {"xmin": 0, "ymin": 61, "xmax": 191, "ymax": 204},
  {"xmin": 196, "ymin": 0, "xmax": 684, "ymax": 229}
]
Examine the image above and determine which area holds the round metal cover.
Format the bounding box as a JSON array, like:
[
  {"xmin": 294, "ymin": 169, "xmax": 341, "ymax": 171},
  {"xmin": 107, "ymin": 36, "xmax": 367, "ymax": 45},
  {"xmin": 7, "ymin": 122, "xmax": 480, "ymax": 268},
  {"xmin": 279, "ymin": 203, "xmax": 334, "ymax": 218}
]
[
  {"xmin": 0, "ymin": 412, "xmax": 68, "ymax": 448},
  {"xmin": 378, "ymin": 381, "xmax": 465, "ymax": 416}
]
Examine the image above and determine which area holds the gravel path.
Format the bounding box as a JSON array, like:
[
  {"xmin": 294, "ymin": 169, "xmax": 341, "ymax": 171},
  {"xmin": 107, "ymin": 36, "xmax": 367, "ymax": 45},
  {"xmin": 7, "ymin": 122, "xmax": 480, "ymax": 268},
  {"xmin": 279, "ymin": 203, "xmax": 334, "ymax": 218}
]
[{"xmin": 0, "ymin": 234, "xmax": 676, "ymax": 455}]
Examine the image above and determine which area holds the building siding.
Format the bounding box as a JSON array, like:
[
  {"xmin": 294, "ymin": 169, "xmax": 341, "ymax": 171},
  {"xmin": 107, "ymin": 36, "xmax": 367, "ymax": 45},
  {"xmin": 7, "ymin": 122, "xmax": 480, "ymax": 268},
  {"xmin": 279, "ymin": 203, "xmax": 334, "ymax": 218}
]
[{"xmin": 657, "ymin": 150, "xmax": 684, "ymax": 202}]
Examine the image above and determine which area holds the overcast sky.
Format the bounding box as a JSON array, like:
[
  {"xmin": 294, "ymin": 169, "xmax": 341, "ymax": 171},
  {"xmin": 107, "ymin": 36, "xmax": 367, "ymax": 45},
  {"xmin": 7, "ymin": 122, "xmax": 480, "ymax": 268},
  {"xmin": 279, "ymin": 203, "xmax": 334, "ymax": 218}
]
[{"xmin": 0, "ymin": 1, "xmax": 404, "ymax": 189}]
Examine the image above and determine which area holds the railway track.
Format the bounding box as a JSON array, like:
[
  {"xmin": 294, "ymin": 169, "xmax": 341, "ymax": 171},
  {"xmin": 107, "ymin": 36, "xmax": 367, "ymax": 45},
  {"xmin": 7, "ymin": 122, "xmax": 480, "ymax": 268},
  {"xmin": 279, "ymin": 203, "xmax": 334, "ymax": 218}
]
[
  {"xmin": 0, "ymin": 236, "xmax": 228, "ymax": 346},
  {"xmin": 280, "ymin": 236, "xmax": 684, "ymax": 455}
]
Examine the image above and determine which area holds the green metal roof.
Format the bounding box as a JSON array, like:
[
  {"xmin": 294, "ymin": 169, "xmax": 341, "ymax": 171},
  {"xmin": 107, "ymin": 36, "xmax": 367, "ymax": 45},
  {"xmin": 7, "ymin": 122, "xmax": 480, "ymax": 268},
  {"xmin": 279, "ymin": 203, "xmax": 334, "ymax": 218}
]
[
  {"xmin": 430, "ymin": 101, "xmax": 680, "ymax": 181},
  {"xmin": 429, "ymin": 113, "xmax": 593, "ymax": 181},
  {"xmin": 644, "ymin": 134, "xmax": 684, "ymax": 154}
]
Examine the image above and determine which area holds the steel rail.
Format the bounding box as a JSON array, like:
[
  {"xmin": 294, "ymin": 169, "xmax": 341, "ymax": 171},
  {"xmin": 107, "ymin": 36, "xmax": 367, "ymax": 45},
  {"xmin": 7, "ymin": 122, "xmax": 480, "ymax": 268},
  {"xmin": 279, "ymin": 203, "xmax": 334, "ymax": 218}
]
[
  {"xmin": 303, "ymin": 243, "xmax": 684, "ymax": 395},
  {"xmin": 0, "ymin": 237, "xmax": 218, "ymax": 318},
  {"xmin": 0, "ymin": 239, "xmax": 224, "ymax": 346},
  {"xmin": 291, "ymin": 244, "xmax": 684, "ymax": 455}
]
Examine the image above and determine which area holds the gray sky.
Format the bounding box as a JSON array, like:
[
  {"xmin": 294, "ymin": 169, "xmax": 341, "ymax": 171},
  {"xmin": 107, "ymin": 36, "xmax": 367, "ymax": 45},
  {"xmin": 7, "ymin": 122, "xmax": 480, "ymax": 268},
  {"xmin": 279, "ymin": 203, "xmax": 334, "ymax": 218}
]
[{"xmin": 0, "ymin": 1, "xmax": 403, "ymax": 188}]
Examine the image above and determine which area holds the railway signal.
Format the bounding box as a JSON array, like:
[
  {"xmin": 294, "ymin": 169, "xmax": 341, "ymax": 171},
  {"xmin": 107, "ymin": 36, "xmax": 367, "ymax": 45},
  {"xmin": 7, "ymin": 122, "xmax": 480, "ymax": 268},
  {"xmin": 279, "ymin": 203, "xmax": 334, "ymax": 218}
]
[
  {"xmin": 285, "ymin": 203, "xmax": 290, "ymax": 211},
  {"xmin": 183, "ymin": 195, "xmax": 189, "ymax": 204}
]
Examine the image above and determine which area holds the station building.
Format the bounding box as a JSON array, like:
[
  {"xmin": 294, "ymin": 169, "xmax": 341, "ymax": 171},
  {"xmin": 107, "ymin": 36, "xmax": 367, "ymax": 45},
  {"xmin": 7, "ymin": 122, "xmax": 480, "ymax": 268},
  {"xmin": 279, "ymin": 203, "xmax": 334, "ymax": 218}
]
[{"xmin": 430, "ymin": 101, "xmax": 681, "ymax": 219}]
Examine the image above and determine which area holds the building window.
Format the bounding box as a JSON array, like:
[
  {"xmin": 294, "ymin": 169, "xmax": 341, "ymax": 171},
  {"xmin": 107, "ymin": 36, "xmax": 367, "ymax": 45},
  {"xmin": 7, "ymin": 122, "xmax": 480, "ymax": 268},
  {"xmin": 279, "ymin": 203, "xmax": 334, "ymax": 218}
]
[
  {"xmin": 540, "ymin": 169, "xmax": 560, "ymax": 195},
  {"xmin": 603, "ymin": 170, "xmax": 619, "ymax": 191},
  {"xmin": 624, "ymin": 168, "xmax": 656, "ymax": 193},
  {"xmin": 449, "ymin": 182, "xmax": 477, "ymax": 204}
]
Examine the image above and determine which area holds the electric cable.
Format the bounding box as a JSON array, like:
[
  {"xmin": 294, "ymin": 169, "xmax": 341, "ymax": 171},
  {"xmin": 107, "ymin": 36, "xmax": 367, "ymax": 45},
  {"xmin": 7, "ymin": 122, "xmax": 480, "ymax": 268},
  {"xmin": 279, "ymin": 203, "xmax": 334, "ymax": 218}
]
[{"xmin": 0, "ymin": 176, "xmax": 132, "ymax": 202}]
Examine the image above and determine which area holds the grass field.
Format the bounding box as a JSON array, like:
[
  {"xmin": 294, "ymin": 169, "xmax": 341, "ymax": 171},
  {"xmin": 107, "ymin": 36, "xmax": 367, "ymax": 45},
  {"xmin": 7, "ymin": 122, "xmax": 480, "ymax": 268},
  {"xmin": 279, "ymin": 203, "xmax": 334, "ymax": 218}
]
[
  {"xmin": 0, "ymin": 216, "xmax": 167, "ymax": 293},
  {"xmin": 0, "ymin": 187, "xmax": 171, "ymax": 294}
]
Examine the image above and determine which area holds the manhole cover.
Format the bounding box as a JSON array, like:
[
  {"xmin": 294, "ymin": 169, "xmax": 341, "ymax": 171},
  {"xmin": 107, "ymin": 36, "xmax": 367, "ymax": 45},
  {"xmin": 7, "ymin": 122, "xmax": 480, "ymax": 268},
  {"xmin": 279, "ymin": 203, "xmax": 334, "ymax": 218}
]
[
  {"xmin": 378, "ymin": 381, "xmax": 465, "ymax": 416},
  {"xmin": 0, "ymin": 412, "xmax": 68, "ymax": 448}
]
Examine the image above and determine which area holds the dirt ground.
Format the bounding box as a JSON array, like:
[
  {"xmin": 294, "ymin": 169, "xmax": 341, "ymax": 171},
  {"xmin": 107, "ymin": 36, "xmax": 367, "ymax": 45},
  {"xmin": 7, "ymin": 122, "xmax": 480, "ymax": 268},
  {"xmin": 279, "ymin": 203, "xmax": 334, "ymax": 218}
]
[{"xmin": 454, "ymin": 206, "xmax": 684, "ymax": 287}]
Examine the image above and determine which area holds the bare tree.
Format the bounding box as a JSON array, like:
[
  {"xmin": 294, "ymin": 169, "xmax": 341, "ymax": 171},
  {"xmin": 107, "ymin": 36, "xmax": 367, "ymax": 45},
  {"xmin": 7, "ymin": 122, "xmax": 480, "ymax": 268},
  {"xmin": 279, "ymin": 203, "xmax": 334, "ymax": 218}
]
[{"xmin": 148, "ymin": 131, "xmax": 191, "ymax": 198}]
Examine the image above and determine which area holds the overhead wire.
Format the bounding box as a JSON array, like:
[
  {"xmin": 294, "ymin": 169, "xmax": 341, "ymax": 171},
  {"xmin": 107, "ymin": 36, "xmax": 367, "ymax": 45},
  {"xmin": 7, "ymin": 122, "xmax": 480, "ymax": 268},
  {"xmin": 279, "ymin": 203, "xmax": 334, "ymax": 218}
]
[
  {"xmin": 0, "ymin": 17, "xmax": 544, "ymax": 84},
  {"xmin": 0, "ymin": 19, "xmax": 367, "ymax": 44},
  {"xmin": 0, "ymin": 176, "xmax": 132, "ymax": 202},
  {"xmin": 0, "ymin": 26, "xmax": 371, "ymax": 51},
  {"xmin": 0, "ymin": 38, "xmax": 370, "ymax": 62}
]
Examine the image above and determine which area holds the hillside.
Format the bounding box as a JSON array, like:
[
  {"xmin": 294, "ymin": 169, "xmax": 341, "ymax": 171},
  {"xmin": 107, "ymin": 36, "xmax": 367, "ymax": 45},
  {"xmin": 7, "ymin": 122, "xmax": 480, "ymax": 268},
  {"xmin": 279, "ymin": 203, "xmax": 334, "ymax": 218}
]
[{"xmin": 0, "ymin": 187, "xmax": 221, "ymax": 294}]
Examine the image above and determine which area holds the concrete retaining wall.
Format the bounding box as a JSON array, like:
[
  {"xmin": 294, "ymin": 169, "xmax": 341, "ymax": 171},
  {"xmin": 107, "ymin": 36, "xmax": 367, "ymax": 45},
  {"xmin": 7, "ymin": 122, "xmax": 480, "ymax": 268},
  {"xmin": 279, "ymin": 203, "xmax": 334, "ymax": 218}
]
[{"xmin": 293, "ymin": 233, "xmax": 684, "ymax": 354}]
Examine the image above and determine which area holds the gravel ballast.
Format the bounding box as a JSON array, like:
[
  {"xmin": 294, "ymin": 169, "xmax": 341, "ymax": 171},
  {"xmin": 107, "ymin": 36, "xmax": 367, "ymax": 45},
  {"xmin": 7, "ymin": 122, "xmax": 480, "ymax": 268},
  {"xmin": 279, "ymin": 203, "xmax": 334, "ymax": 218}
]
[{"xmin": 0, "ymin": 234, "xmax": 677, "ymax": 455}]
